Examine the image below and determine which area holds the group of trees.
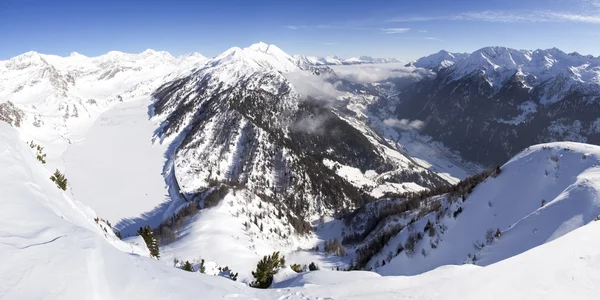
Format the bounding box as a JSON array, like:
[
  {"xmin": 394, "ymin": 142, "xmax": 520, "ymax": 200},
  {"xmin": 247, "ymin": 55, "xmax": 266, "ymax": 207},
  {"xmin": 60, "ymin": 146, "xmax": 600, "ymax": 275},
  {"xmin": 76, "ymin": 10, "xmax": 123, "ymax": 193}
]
[
  {"xmin": 323, "ymin": 238, "xmax": 346, "ymax": 256},
  {"xmin": 29, "ymin": 141, "xmax": 46, "ymax": 164},
  {"xmin": 341, "ymin": 167, "xmax": 502, "ymax": 270},
  {"xmin": 27, "ymin": 141, "xmax": 69, "ymax": 191}
]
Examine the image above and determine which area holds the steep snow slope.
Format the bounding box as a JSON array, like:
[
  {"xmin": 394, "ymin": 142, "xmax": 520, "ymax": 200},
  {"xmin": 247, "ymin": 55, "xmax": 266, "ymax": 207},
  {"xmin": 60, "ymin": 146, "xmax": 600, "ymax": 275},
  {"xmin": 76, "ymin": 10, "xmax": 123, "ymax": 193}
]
[
  {"xmin": 277, "ymin": 220, "xmax": 600, "ymax": 300},
  {"xmin": 0, "ymin": 122, "xmax": 257, "ymax": 300},
  {"xmin": 373, "ymin": 142, "xmax": 600, "ymax": 276},
  {"xmin": 3, "ymin": 126, "xmax": 600, "ymax": 300}
]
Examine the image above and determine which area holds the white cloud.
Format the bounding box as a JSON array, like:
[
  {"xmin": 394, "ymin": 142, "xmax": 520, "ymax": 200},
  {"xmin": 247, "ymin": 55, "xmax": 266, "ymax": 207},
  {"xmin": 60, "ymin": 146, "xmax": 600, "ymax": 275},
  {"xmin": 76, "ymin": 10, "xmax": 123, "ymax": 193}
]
[
  {"xmin": 418, "ymin": 29, "xmax": 428, "ymax": 33},
  {"xmin": 424, "ymin": 36, "xmax": 444, "ymax": 41},
  {"xmin": 379, "ymin": 27, "xmax": 411, "ymax": 34},
  {"xmin": 329, "ymin": 63, "xmax": 433, "ymax": 84},
  {"xmin": 283, "ymin": 71, "xmax": 343, "ymax": 99},
  {"xmin": 384, "ymin": 118, "xmax": 426, "ymax": 131},
  {"xmin": 389, "ymin": 10, "xmax": 600, "ymax": 24},
  {"xmin": 284, "ymin": 25, "xmax": 306, "ymax": 30}
]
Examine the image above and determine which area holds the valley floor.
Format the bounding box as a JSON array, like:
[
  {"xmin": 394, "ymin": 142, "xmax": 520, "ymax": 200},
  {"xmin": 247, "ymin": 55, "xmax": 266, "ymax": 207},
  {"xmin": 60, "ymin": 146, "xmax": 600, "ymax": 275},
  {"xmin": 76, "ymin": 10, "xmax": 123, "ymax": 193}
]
[{"xmin": 63, "ymin": 97, "xmax": 170, "ymax": 235}]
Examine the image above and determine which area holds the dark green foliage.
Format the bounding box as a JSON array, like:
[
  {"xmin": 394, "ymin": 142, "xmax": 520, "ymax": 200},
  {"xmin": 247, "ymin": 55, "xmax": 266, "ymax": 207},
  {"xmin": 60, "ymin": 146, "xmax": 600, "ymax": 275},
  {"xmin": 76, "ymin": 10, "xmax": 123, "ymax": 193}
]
[
  {"xmin": 341, "ymin": 168, "xmax": 497, "ymax": 245},
  {"xmin": 308, "ymin": 262, "xmax": 319, "ymax": 271},
  {"xmin": 29, "ymin": 141, "xmax": 46, "ymax": 164},
  {"xmin": 137, "ymin": 226, "xmax": 160, "ymax": 258},
  {"xmin": 182, "ymin": 261, "xmax": 193, "ymax": 272},
  {"xmin": 453, "ymin": 207, "xmax": 463, "ymax": 218},
  {"xmin": 219, "ymin": 266, "xmax": 238, "ymax": 281},
  {"xmin": 290, "ymin": 264, "xmax": 302, "ymax": 273},
  {"xmin": 250, "ymin": 252, "xmax": 286, "ymax": 289},
  {"xmin": 354, "ymin": 224, "xmax": 403, "ymax": 269},
  {"xmin": 113, "ymin": 230, "xmax": 122, "ymax": 240},
  {"xmin": 199, "ymin": 259, "xmax": 206, "ymax": 274},
  {"xmin": 50, "ymin": 169, "xmax": 67, "ymax": 190},
  {"xmin": 155, "ymin": 202, "xmax": 198, "ymax": 244},
  {"xmin": 204, "ymin": 184, "xmax": 230, "ymax": 208}
]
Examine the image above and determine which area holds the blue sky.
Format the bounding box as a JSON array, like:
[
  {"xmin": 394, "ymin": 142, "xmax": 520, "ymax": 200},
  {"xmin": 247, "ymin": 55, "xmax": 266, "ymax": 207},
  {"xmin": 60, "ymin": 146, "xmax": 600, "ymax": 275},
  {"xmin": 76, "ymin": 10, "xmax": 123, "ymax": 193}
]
[{"xmin": 1, "ymin": 0, "xmax": 600, "ymax": 60}]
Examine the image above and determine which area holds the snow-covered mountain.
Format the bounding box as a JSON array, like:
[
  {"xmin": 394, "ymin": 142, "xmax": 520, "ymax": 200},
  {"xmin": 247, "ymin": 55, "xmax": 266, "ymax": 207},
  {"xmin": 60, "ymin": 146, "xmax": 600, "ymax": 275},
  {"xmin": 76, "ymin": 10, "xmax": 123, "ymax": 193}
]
[
  {"xmin": 340, "ymin": 142, "xmax": 600, "ymax": 276},
  {"xmin": 294, "ymin": 54, "xmax": 400, "ymax": 66},
  {"xmin": 3, "ymin": 119, "xmax": 600, "ymax": 299},
  {"xmin": 0, "ymin": 48, "xmax": 206, "ymax": 165},
  {"xmin": 395, "ymin": 46, "xmax": 600, "ymax": 166},
  {"xmin": 410, "ymin": 50, "xmax": 469, "ymax": 70},
  {"xmin": 151, "ymin": 42, "xmax": 448, "ymax": 233}
]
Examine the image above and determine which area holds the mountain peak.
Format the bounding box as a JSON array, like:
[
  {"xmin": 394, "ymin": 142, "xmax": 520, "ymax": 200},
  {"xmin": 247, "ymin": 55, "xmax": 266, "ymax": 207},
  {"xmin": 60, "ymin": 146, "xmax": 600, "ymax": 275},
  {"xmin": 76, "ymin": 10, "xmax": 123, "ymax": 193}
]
[
  {"xmin": 247, "ymin": 41, "xmax": 270, "ymax": 52},
  {"xmin": 6, "ymin": 50, "xmax": 48, "ymax": 69}
]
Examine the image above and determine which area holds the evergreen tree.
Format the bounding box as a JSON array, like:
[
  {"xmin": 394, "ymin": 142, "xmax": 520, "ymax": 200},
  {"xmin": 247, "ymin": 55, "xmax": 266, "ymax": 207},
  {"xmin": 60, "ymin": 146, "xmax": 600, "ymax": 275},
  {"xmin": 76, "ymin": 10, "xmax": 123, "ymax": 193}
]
[
  {"xmin": 50, "ymin": 169, "xmax": 68, "ymax": 190},
  {"xmin": 137, "ymin": 226, "xmax": 160, "ymax": 258},
  {"xmin": 250, "ymin": 252, "xmax": 286, "ymax": 289},
  {"xmin": 182, "ymin": 261, "xmax": 193, "ymax": 272},
  {"xmin": 199, "ymin": 259, "xmax": 206, "ymax": 274}
]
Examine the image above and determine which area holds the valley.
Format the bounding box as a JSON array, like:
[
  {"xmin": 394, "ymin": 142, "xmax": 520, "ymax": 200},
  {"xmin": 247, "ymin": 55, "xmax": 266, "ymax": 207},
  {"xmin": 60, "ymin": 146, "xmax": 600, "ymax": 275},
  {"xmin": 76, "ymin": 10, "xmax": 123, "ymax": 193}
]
[{"xmin": 2, "ymin": 40, "xmax": 600, "ymax": 299}]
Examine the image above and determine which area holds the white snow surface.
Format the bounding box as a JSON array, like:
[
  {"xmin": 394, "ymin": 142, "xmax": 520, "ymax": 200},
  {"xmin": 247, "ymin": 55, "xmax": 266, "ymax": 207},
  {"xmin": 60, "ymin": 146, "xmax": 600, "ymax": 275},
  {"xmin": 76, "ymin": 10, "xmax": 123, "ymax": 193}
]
[
  {"xmin": 3, "ymin": 122, "xmax": 600, "ymax": 299},
  {"xmin": 63, "ymin": 98, "xmax": 170, "ymax": 233},
  {"xmin": 376, "ymin": 142, "xmax": 600, "ymax": 276}
]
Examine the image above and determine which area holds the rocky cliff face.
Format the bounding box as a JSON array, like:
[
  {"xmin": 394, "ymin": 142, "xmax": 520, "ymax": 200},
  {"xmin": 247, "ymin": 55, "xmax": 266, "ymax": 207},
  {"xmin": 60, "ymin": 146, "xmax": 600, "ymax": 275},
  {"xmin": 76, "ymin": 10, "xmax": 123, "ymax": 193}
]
[{"xmin": 152, "ymin": 43, "xmax": 448, "ymax": 221}]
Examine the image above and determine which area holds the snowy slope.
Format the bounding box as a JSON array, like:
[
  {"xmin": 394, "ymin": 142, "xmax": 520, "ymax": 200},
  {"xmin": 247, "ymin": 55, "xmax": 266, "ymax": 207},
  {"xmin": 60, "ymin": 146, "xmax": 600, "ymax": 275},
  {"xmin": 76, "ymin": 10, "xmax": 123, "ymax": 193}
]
[
  {"xmin": 372, "ymin": 142, "xmax": 600, "ymax": 275},
  {"xmin": 2, "ymin": 121, "xmax": 600, "ymax": 299},
  {"xmin": 0, "ymin": 122, "xmax": 256, "ymax": 300}
]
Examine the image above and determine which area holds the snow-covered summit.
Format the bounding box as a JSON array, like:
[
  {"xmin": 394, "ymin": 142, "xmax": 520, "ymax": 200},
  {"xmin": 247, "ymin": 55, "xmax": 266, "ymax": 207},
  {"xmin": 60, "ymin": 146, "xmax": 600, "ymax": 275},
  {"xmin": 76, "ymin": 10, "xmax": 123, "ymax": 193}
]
[
  {"xmin": 415, "ymin": 46, "xmax": 600, "ymax": 100},
  {"xmin": 412, "ymin": 50, "xmax": 468, "ymax": 69}
]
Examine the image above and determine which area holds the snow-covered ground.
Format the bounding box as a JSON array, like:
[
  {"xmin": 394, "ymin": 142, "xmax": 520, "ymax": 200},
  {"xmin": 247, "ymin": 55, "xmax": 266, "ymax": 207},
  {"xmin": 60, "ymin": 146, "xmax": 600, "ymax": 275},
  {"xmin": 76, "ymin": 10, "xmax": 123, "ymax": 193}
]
[
  {"xmin": 2, "ymin": 121, "xmax": 600, "ymax": 299},
  {"xmin": 371, "ymin": 142, "xmax": 600, "ymax": 276},
  {"xmin": 63, "ymin": 97, "xmax": 170, "ymax": 235}
]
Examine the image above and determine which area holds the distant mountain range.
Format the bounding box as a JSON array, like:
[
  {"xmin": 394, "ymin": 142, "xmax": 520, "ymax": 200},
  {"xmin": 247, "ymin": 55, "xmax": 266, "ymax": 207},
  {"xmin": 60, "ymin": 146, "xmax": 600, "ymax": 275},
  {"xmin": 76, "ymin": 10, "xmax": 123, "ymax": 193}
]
[
  {"xmin": 295, "ymin": 54, "xmax": 401, "ymax": 66},
  {"xmin": 396, "ymin": 46, "xmax": 600, "ymax": 166}
]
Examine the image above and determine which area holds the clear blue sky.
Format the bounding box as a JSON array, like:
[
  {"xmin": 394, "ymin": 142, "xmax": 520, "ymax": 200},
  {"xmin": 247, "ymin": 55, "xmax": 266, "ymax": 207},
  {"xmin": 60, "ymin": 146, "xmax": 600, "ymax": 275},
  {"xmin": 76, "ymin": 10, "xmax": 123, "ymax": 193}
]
[{"xmin": 1, "ymin": 0, "xmax": 599, "ymax": 60}]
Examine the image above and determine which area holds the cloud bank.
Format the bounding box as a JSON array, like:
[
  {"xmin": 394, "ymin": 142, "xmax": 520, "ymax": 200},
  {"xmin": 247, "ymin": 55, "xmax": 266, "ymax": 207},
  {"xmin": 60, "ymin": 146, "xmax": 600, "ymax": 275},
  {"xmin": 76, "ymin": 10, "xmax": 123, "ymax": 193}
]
[
  {"xmin": 330, "ymin": 63, "xmax": 433, "ymax": 84},
  {"xmin": 384, "ymin": 118, "xmax": 425, "ymax": 131}
]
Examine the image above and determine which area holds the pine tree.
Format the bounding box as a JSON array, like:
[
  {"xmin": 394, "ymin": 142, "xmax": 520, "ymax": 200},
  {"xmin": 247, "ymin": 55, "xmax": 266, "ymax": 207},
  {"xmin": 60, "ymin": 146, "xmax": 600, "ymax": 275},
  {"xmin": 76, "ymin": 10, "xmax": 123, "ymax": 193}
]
[
  {"xmin": 137, "ymin": 226, "xmax": 160, "ymax": 258},
  {"xmin": 250, "ymin": 252, "xmax": 286, "ymax": 289},
  {"xmin": 199, "ymin": 259, "xmax": 206, "ymax": 273},
  {"xmin": 50, "ymin": 169, "xmax": 68, "ymax": 190},
  {"xmin": 182, "ymin": 261, "xmax": 193, "ymax": 272}
]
